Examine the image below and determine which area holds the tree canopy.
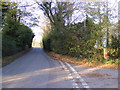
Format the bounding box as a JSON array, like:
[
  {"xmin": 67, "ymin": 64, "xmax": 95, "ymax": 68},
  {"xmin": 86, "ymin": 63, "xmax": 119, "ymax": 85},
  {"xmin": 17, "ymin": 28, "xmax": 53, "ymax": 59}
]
[
  {"xmin": 39, "ymin": 1, "xmax": 119, "ymax": 64},
  {"xmin": 2, "ymin": 1, "xmax": 34, "ymax": 57}
]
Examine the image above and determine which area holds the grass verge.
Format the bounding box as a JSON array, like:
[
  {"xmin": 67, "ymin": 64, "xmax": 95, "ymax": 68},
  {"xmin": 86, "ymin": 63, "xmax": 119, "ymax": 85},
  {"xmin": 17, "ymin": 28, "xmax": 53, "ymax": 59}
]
[
  {"xmin": 46, "ymin": 51, "xmax": 119, "ymax": 70},
  {"xmin": 2, "ymin": 48, "xmax": 31, "ymax": 67}
]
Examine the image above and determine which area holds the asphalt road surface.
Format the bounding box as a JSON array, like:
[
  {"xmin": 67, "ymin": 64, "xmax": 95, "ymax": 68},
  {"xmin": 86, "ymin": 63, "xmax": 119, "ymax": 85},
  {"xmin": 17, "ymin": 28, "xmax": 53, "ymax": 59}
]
[{"xmin": 2, "ymin": 48, "xmax": 119, "ymax": 88}]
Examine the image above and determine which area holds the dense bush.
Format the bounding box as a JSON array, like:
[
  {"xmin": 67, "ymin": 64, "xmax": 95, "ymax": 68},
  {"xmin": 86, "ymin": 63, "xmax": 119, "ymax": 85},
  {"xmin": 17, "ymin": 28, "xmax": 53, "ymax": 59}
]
[
  {"xmin": 2, "ymin": 23, "xmax": 34, "ymax": 57},
  {"xmin": 41, "ymin": 2, "xmax": 119, "ymax": 65},
  {"xmin": 43, "ymin": 17, "xmax": 98, "ymax": 58},
  {"xmin": 43, "ymin": 16, "xmax": 119, "ymax": 65},
  {"xmin": 108, "ymin": 35, "xmax": 120, "ymax": 59},
  {"xmin": 2, "ymin": 35, "xmax": 18, "ymax": 57},
  {"xmin": 16, "ymin": 25, "xmax": 34, "ymax": 49},
  {"xmin": 2, "ymin": 2, "xmax": 34, "ymax": 57}
]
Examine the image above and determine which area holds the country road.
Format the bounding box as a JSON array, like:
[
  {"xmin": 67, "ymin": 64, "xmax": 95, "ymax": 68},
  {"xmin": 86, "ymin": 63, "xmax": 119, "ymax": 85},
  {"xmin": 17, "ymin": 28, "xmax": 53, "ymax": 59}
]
[{"xmin": 2, "ymin": 48, "xmax": 119, "ymax": 88}]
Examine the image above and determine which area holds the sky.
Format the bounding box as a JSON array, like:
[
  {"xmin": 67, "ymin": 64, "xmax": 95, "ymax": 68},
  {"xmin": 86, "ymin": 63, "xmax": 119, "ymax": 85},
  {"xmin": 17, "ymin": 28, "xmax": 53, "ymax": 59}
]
[{"xmin": 10, "ymin": 0, "xmax": 120, "ymax": 43}]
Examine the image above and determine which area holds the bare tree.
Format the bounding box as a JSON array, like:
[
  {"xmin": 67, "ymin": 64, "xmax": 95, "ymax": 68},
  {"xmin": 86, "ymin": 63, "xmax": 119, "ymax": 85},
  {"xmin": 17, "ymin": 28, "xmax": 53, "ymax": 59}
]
[{"xmin": 35, "ymin": 1, "xmax": 75, "ymax": 30}]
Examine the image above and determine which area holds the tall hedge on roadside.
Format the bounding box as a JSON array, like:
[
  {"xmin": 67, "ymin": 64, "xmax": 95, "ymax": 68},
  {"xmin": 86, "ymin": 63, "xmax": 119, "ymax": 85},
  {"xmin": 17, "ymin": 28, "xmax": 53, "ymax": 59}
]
[
  {"xmin": 43, "ymin": 17, "xmax": 99, "ymax": 58},
  {"xmin": 2, "ymin": 2, "xmax": 34, "ymax": 57},
  {"xmin": 2, "ymin": 35, "xmax": 18, "ymax": 57}
]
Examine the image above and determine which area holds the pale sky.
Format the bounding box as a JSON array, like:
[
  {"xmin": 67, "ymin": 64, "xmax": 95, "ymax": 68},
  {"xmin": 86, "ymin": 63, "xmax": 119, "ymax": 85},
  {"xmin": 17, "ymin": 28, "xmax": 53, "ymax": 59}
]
[{"xmin": 10, "ymin": 0, "xmax": 120, "ymax": 43}]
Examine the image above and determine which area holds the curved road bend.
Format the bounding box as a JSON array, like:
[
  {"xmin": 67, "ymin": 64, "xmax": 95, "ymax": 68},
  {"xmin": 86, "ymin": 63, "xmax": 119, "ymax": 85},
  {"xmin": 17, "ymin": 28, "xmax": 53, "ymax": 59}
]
[{"xmin": 2, "ymin": 48, "xmax": 73, "ymax": 88}]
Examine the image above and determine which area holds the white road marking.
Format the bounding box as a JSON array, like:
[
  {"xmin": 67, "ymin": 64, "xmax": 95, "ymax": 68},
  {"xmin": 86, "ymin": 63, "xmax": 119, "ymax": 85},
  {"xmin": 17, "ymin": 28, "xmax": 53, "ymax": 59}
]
[
  {"xmin": 65, "ymin": 62, "xmax": 90, "ymax": 88},
  {"xmin": 45, "ymin": 54, "xmax": 90, "ymax": 89},
  {"xmin": 75, "ymin": 86, "xmax": 79, "ymax": 88},
  {"xmin": 68, "ymin": 76, "xmax": 72, "ymax": 79},
  {"xmin": 59, "ymin": 61, "xmax": 68, "ymax": 71},
  {"xmin": 74, "ymin": 72, "xmax": 77, "ymax": 74},
  {"xmin": 80, "ymin": 79, "xmax": 84, "ymax": 82},
  {"xmin": 84, "ymin": 86, "xmax": 90, "ymax": 88},
  {"xmin": 74, "ymin": 83, "xmax": 78, "ymax": 86},
  {"xmin": 77, "ymin": 76, "xmax": 81, "ymax": 79},
  {"xmin": 59, "ymin": 61, "xmax": 79, "ymax": 88}
]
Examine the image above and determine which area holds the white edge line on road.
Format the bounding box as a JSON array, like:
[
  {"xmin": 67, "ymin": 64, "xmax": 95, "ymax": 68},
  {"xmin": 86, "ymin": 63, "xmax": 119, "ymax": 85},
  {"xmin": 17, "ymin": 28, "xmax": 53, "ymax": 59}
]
[
  {"xmin": 59, "ymin": 61, "xmax": 80, "ymax": 88},
  {"xmin": 65, "ymin": 62, "xmax": 90, "ymax": 88},
  {"xmin": 59, "ymin": 61, "xmax": 68, "ymax": 71},
  {"xmin": 45, "ymin": 53, "xmax": 89, "ymax": 89}
]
